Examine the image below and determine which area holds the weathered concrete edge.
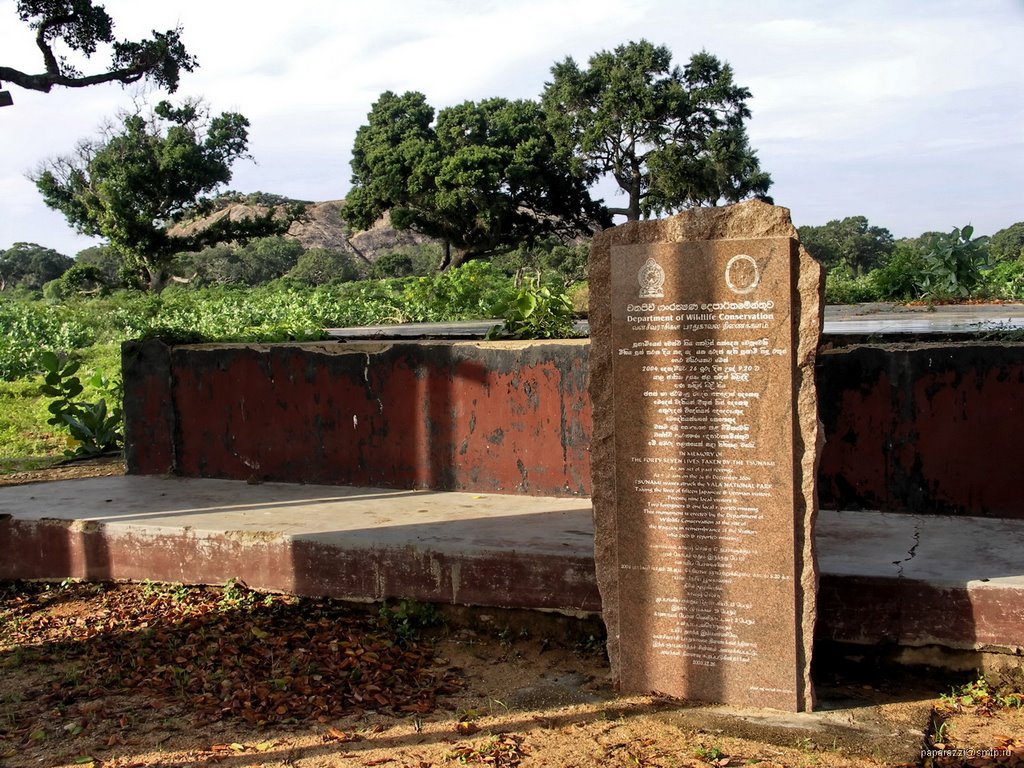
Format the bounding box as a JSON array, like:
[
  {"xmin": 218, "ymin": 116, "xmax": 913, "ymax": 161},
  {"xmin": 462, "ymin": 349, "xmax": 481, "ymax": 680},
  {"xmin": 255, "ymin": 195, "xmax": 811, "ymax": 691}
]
[
  {"xmin": 2, "ymin": 510, "xmax": 1021, "ymax": 654},
  {"xmin": 0, "ymin": 517, "xmax": 601, "ymax": 614}
]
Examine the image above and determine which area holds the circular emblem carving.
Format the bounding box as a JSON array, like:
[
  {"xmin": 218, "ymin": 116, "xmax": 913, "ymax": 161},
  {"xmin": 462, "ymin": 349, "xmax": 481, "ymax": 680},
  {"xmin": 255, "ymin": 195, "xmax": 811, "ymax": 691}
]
[
  {"xmin": 638, "ymin": 257, "xmax": 666, "ymax": 298},
  {"xmin": 724, "ymin": 254, "xmax": 760, "ymax": 295}
]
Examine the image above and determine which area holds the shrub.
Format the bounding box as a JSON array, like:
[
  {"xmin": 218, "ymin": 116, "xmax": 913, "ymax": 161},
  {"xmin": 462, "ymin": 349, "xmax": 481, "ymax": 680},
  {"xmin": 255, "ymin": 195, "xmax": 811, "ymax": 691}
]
[
  {"xmin": 917, "ymin": 225, "xmax": 990, "ymax": 299},
  {"xmin": 42, "ymin": 264, "xmax": 108, "ymax": 300},
  {"xmin": 0, "ymin": 298, "xmax": 94, "ymax": 379},
  {"xmin": 39, "ymin": 351, "xmax": 122, "ymax": 458},
  {"xmin": 370, "ymin": 245, "xmax": 441, "ymax": 279},
  {"xmin": 870, "ymin": 243, "xmax": 926, "ymax": 301},
  {"xmin": 824, "ymin": 266, "xmax": 880, "ymax": 304},
  {"xmin": 370, "ymin": 251, "xmax": 415, "ymax": 279},
  {"xmin": 485, "ymin": 274, "xmax": 579, "ymax": 339},
  {"xmin": 287, "ymin": 247, "xmax": 362, "ymax": 285},
  {"xmin": 981, "ymin": 259, "xmax": 1024, "ymax": 301}
]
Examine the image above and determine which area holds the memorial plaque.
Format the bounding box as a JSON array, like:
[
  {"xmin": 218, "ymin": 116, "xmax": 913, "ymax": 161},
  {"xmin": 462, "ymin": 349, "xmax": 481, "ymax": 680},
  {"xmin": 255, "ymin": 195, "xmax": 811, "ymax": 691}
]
[{"xmin": 589, "ymin": 201, "xmax": 822, "ymax": 712}]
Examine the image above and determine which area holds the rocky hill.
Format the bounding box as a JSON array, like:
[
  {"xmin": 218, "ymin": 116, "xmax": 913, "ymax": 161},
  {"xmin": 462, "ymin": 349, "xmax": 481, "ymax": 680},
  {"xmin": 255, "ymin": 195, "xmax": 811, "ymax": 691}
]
[{"xmin": 170, "ymin": 200, "xmax": 437, "ymax": 266}]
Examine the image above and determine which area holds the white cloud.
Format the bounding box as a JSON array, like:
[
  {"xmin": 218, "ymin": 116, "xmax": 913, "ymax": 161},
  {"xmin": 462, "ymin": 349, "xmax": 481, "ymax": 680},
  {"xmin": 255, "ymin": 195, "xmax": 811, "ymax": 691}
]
[{"xmin": 2, "ymin": 0, "xmax": 1023, "ymax": 254}]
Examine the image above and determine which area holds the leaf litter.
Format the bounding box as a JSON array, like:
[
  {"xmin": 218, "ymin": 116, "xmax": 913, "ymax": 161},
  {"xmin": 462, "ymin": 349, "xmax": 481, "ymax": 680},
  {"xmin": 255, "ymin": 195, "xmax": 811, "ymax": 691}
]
[
  {"xmin": 3, "ymin": 579, "xmax": 1024, "ymax": 768},
  {"xmin": 0, "ymin": 579, "xmax": 461, "ymax": 760}
]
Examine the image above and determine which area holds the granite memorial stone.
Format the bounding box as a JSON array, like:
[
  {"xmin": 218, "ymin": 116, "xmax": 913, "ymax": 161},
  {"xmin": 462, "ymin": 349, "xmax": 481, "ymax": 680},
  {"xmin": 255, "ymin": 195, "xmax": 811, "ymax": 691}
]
[{"xmin": 589, "ymin": 200, "xmax": 823, "ymax": 712}]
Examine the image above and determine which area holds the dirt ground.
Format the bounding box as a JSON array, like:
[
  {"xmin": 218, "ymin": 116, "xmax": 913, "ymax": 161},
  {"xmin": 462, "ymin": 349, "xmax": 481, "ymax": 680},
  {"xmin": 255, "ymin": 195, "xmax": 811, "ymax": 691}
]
[
  {"xmin": 1, "ymin": 465, "xmax": 1022, "ymax": 768},
  {"xmin": 0, "ymin": 455, "xmax": 126, "ymax": 488}
]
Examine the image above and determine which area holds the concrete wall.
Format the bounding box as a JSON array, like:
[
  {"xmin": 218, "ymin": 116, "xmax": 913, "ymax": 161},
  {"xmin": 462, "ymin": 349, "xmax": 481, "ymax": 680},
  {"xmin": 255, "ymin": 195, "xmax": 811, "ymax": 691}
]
[
  {"xmin": 816, "ymin": 342, "xmax": 1024, "ymax": 518},
  {"xmin": 124, "ymin": 339, "xmax": 1024, "ymax": 517},
  {"xmin": 124, "ymin": 340, "xmax": 591, "ymax": 497}
]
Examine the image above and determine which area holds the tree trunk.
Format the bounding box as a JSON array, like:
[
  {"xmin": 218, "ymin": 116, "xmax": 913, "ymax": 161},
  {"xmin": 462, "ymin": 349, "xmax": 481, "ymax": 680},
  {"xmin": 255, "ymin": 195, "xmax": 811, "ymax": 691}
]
[
  {"xmin": 437, "ymin": 241, "xmax": 453, "ymax": 271},
  {"xmin": 607, "ymin": 164, "xmax": 643, "ymax": 221},
  {"xmin": 147, "ymin": 265, "xmax": 168, "ymax": 294}
]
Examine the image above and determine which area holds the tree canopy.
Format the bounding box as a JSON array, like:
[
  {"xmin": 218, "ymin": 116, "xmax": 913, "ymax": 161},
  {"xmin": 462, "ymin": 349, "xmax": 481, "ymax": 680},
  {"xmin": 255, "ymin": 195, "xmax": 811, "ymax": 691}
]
[
  {"xmin": 0, "ymin": 0, "xmax": 196, "ymax": 104},
  {"xmin": 342, "ymin": 91, "xmax": 607, "ymax": 269},
  {"xmin": 798, "ymin": 216, "xmax": 895, "ymax": 276},
  {"xmin": 988, "ymin": 222, "xmax": 1024, "ymax": 262},
  {"xmin": 0, "ymin": 242, "xmax": 72, "ymax": 290},
  {"xmin": 542, "ymin": 40, "xmax": 771, "ymax": 221},
  {"xmin": 34, "ymin": 99, "xmax": 292, "ymax": 292}
]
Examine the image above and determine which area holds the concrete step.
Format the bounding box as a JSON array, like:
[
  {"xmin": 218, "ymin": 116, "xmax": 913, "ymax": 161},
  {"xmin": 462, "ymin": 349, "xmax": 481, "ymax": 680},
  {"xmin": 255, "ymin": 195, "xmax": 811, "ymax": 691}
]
[{"xmin": 2, "ymin": 477, "xmax": 1022, "ymax": 652}]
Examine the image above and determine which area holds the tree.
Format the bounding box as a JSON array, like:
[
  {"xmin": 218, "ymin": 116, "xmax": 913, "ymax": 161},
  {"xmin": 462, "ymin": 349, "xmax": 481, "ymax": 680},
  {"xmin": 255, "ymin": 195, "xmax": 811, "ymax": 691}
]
[
  {"xmin": 42, "ymin": 262, "xmax": 107, "ymax": 299},
  {"xmin": 287, "ymin": 247, "xmax": 361, "ymax": 285},
  {"xmin": 988, "ymin": 222, "xmax": 1024, "ymax": 262},
  {"xmin": 542, "ymin": 40, "xmax": 771, "ymax": 221},
  {"xmin": 369, "ymin": 245, "xmax": 441, "ymax": 279},
  {"xmin": 233, "ymin": 236, "xmax": 305, "ymax": 285},
  {"xmin": 75, "ymin": 244, "xmax": 135, "ymax": 288},
  {"xmin": 798, "ymin": 216, "xmax": 895, "ymax": 276},
  {"xmin": 0, "ymin": 242, "xmax": 72, "ymax": 290},
  {"xmin": 0, "ymin": 0, "xmax": 195, "ymax": 104},
  {"xmin": 172, "ymin": 236, "xmax": 305, "ymax": 286},
  {"xmin": 34, "ymin": 99, "xmax": 292, "ymax": 292},
  {"xmin": 342, "ymin": 91, "xmax": 607, "ymax": 270}
]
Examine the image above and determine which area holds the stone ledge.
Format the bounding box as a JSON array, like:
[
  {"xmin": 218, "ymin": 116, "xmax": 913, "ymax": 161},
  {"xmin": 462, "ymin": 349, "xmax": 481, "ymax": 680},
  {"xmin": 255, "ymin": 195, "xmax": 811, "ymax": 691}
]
[{"xmin": 2, "ymin": 477, "xmax": 1022, "ymax": 654}]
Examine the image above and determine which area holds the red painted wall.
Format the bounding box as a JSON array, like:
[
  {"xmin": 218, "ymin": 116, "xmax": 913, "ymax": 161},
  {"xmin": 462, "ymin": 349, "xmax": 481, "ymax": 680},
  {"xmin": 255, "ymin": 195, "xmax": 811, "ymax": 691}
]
[
  {"xmin": 815, "ymin": 343, "xmax": 1024, "ymax": 517},
  {"xmin": 126, "ymin": 340, "xmax": 591, "ymax": 497},
  {"xmin": 124, "ymin": 339, "xmax": 1024, "ymax": 517}
]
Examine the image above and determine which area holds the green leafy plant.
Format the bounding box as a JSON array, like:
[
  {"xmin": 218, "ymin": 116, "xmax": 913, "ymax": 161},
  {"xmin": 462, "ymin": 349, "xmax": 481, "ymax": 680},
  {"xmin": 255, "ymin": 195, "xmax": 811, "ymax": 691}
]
[
  {"xmin": 939, "ymin": 677, "xmax": 1024, "ymax": 712},
  {"xmin": 39, "ymin": 351, "xmax": 123, "ymax": 458},
  {"xmin": 695, "ymin": 744, "xmax": 726, "ymax": 762},
  {"xmin": 917, "ymin": 225, "xmax": 990, "ymax": 299},
  {"xmin": 824, "ymin": 265, "xmax": 880, "ymax": 305},
  {"xmin": 485, "ymin": 274, "xmax": 578, "ymax": 340},
  {"xmin": 377, "ymin": 599, "xmax": 443, "ymax": 645}
]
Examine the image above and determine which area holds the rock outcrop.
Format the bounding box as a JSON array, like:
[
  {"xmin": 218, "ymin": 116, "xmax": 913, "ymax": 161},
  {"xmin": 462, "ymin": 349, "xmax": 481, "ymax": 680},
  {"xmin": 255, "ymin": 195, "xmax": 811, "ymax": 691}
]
[{"xmin": 169, "ymin": 200, "xmax": 438, "ymax": 266}]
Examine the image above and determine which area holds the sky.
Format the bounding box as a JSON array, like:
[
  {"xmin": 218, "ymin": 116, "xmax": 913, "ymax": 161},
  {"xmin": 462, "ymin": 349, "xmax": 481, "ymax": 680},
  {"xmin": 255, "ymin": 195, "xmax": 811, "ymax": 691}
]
[{"xmin": 2, "ymin": 0, "xmax": 1023, "ymax": 257}]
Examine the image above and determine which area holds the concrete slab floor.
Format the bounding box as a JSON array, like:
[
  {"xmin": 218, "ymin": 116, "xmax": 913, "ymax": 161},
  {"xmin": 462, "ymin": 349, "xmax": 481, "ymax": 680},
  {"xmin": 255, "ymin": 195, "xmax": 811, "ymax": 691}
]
[
  {"xmin": 0, "ymin": 475, "xmax": 594, "ymax": 555},
  {"xmin": 651, "ymin": 695, "xmax": 934, "ymax": 765},
  {"xmin": 3, "ymin": 476, "xmax": 1024, "ymax": 584},
  {"xmin": 3, "ymin": 476, "xmax": 1024, "ymax": 649}
]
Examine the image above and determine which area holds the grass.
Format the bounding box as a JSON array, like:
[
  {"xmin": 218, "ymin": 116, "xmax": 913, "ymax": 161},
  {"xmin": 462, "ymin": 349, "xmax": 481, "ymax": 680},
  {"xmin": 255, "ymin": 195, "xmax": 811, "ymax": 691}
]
[{"xmin": 0, "ymin": 342, "xmax": 122, "ymax": 472}]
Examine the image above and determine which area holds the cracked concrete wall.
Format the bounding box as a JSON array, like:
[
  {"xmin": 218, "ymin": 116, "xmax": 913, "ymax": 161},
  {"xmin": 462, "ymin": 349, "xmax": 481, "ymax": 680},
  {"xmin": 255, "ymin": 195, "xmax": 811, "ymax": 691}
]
[
  {"xmin": 124, "ymin": 339, "xmax": 591, "ymax": 497},
  {"xmin": 816, "ymin": 342, "xmax": 1024, "ymax": 518},
  {"xmin": 124, "ymin": 339, "xmax": 1024, "ymax": 514}
]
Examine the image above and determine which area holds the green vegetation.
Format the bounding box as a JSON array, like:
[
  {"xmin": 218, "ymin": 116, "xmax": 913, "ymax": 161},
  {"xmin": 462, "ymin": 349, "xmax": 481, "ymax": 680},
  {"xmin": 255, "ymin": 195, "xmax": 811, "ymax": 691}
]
[
  {"xmin": 819, "ymin": 219, "xmax": 1024, "ymax": 304},
  {"xmin": 34, "ymin": 99, "xmax": 299, "ymax": 292},
  {"xmin": 938, "ymin": 676, "xmax": 1023, "ymax": 713},
  {"xmin": 543, "ymin": 40, "xmax": 771, "ymax": 220},
  {"xmin": 38, "ymin": 351, "xmax": 122, "ymax": 458},
  {"xmin": 342, "ymin": 91, "xmax": 603, "ymax": 269},
  {"xmin": 799, "ymin": 216, "xmax": 895, "ymax": 277},
  {"xmin": 1, "ymin": 0, "xmax": 195, "ymax": 99},
  {"xmin": 0, "ymin": 243, "xmax": 72, "ymax": 291},
  {"xmin": 486, "ymin": 276, "xmax": 579, "ymax": 340},
  {"xmin": 0, "ymin": 254, "xmax": 583, "ymax": 468},
  {"xmin": 376, "ymin": 599, "xmax": 444, "ymax": 646}
]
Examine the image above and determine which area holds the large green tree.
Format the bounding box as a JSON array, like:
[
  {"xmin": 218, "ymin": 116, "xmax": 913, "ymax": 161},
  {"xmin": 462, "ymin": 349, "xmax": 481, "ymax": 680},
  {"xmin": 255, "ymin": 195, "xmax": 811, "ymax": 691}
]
[
  {"xmin": 988, "ymin": 222, "xmax": 1024, "ymax": 262},
  {"xmin": 542, "ymin": 40, "xmax": 771, "ymax": 221},
  {"xmin": 0, "ymin": 0, "xmax": 195, "ymax": 104},
  {"xmin": 74, "ymin": 244, "xmax": 133, "ymax": 288},
  {"xmin": 798, "ymin": 216, "xmax": 895, "ymax": 276},
  {"xmin": 0, "ymin": 242, "xmax": 72, "ymax": 290},
  {"xmin": 34, "ymin": 99, "xmax": 291, "ymax": 292},
  {"xmin": 342, "ymin": 91, "xmax": 607, "ymax": 269}
]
